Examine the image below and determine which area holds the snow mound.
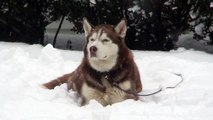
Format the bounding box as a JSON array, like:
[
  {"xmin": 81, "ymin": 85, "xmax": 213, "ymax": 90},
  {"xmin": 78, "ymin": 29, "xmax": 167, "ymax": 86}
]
[{"xmin": 0, "ymin": 42, "xmax": 213, "ymax": 120}]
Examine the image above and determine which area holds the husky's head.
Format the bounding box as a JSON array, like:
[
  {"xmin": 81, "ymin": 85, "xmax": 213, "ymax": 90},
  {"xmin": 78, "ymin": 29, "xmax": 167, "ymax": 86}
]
[{"xmin": 83, "ymin": 18, "xmax": 127, "ymax": 72}]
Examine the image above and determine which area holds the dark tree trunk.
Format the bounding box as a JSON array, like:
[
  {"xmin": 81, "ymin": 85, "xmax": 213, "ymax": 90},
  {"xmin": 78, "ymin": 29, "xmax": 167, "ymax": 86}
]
[{"xmin": 53, "ymin": 15, "xmax": 65, "ymax": 47}]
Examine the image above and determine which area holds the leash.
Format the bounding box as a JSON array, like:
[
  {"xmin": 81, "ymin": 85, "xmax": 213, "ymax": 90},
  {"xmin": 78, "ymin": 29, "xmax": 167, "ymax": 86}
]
[{"xmin": 113, "ymin": 72, "xmax": 183, "ymax": 97}]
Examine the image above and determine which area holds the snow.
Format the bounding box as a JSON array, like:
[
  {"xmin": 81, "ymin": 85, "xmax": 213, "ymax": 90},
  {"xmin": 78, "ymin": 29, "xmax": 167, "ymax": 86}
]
[
  {"xmin": 24, "ymin": 3, "xmax": 28, "ymax": 8},
  {"xmin": 164, "ymin": 0, "xmax": 172, "ymax": 5},
  {"xmin": 189, "ymin": 11, "xmax": 198, "ymax": 19},
  {"xmin": 210, "ymin": 2, "xmax": 213, "ymax": 8},
  {"xmin": 128, "ymin": 5, "xmax": 140, "ymax": 12},
  {"xmin": 1, "ymin": 42, "xmax": 213, "ymax": 120},
  {"xmin": 195, "ymin": 23, "xmax": 204, "ymax": 35},
  {"xmin": 90, "ymin": 0, "xmax": 96, "ymax": 4},
  {"xmin": 172, "ymin": 7, "xmax": 178, "ymax": 10},
  {"xmin": 149, "ymin": 12, "xmax": 153, "ymax": 17}
]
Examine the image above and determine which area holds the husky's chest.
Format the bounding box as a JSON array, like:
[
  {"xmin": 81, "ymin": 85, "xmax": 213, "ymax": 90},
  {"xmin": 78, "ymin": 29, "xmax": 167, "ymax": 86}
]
[{"xmin": 80, "ymin": 76, "xmax": 132, "ymax": 106}]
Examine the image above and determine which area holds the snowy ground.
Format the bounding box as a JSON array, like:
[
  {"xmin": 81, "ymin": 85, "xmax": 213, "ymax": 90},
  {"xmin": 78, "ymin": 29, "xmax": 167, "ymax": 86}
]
[{"xmin": 0, "ymin": 42, "xmax": 213, "ymax": 120}]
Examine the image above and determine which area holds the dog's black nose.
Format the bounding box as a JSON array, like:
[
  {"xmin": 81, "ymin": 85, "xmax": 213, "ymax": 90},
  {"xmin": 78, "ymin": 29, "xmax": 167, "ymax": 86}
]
[{"xmin": 90, "ymin": 46, "xmax": 97, "ymax": 53}]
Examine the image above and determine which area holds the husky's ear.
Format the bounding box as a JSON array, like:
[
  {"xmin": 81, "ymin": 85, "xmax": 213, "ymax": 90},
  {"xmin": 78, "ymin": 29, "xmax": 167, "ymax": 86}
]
[
  {"xmin": 115, "ymin": 19, "xmax": 127, "ymax": 38},
  {"xmin": 83, "ymin": 18, "xmax": 92, "ymax": 37}
]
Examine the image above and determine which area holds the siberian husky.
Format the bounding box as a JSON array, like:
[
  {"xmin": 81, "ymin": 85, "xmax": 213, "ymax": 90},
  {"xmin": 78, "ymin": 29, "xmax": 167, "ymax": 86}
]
[{"xmin": 43, "ymin": 18, "xmax": 142, "ymax": 106}]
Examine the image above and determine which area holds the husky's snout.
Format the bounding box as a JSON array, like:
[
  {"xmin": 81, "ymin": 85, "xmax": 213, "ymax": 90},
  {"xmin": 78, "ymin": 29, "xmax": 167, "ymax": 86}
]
[{"xmin": 90, "ymin": 46, "xmax": 97, "ymax": 57}]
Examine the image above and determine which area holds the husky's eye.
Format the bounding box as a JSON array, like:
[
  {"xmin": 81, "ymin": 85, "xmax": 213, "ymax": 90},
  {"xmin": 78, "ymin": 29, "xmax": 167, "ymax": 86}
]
[
  {"xmin": 90, "ymin": 38, "xmax": 95, "ymax": 42},
  {"xmin": 102, "ymin": 39, "xmax": 109, "ymax": 43}
]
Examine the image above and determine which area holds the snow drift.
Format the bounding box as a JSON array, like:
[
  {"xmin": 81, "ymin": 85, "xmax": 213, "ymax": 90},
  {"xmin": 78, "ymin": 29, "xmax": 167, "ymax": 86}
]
[{"xmin": 0, "ymin": 42, "xmax": 213, "ymax": 120}]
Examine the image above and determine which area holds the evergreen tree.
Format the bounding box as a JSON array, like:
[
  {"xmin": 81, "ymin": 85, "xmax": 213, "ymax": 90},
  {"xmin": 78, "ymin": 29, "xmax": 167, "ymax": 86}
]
[
  {"xmin": 66, "ymin": 0, "xmax": 129, "ymax": 33},
  {"xmin": 65, "ymin": 0, "xmax": 212, "ymax": 50},
  {"xmin": 1, "ymin": 0, "xmax": 211, "ymax": 49},
  {"xmin": 0, "ymin": 0, "xmax": 61, "ymax": 45},
  {"xmin": 189, "ymin": 0, "xmax": 213, "ymax": 45},
  {"xmin": 64, "ymin": 0, "xmax": 181, "ymax": 50},
  {"xmin": 127, "ymin": 0, "xmax": 195, "ymax": 50}
]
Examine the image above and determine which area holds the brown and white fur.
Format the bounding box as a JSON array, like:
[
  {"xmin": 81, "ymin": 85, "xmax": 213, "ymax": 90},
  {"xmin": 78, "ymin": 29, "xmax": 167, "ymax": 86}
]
[{"xmin": 42, "ymin": 18, "xmax": 142, "ymax": 106}]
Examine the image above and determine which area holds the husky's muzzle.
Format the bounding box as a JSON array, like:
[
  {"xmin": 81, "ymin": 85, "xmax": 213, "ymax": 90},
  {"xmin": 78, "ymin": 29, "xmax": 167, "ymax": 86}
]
[{"xmin": 90, "ymin": 46, "xmax": 97, "ymax": 57}]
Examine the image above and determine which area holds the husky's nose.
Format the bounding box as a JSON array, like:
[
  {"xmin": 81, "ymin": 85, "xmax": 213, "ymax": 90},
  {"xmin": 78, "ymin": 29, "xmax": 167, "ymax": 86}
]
[{"xmin": 90, "ymin": 46, "xmax": 97, "ymax": 53}]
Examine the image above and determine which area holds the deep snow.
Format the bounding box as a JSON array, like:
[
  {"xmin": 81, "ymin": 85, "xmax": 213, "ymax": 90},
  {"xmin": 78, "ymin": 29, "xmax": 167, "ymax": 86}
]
[{"xmin": 0, "ymin": 42, "xmax": 213, "ymax": 120}]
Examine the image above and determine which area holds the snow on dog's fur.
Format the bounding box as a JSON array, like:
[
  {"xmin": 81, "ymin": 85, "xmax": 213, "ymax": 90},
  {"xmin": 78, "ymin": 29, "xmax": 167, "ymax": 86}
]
[{"xmin": 42, "ymin": 18, "xmax": 142, "ymax": 106}]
